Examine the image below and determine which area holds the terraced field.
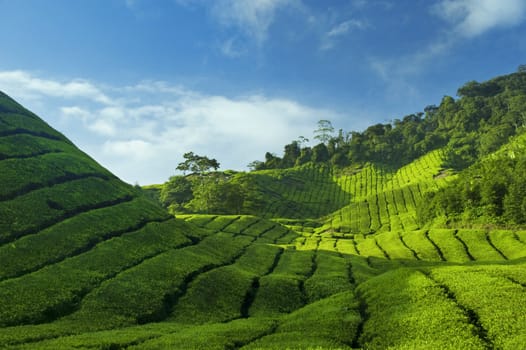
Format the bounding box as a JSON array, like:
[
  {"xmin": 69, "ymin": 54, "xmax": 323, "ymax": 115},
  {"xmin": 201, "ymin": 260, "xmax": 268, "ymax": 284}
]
[{"xmin": 1, "ymin": 91, "xmax": 526, "ymax": 349}]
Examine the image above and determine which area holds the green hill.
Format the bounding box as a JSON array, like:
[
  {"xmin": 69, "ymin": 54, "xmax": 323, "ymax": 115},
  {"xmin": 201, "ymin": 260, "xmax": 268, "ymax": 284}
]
[{"xmin": 1, "ymin": 70, "xmax": 526, "ymax": 350}]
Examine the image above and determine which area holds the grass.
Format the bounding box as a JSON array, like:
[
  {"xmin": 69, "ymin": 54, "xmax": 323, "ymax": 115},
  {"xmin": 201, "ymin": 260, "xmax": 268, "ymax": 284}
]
[
  {"xmin": 357, "ymin": 268, "xmax": 487, "ymax": 349},
  {"xmin": 168, "ymin": 243, "xmax": 282, "ymax": 324},
  {"xmin": 399, "ymin": 230, "xmax": 442, "ymax": 261},
  {"xmin": 70, "ymin": 232, "xmax": 254, "ymax": 327},
  {"xmin": 427, "ymin": 229, "xmax": 472, "ymax": 263},
  {"xmin": 430, "ymin": 263, "xmax": 526, "ymax": 349},
  {"xmin": 0, "ymin": 197, "xmax": 169, "ymax": 280},
  {"xmin": 304, "ymin": 251, "xmax": 351, "ymax": 302}
]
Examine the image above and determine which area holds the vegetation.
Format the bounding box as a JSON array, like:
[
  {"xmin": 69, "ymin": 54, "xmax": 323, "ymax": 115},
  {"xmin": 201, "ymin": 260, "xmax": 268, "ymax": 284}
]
[{"xmin": 1, "ymin": 72, "xmax": 526, "ymax": 349}]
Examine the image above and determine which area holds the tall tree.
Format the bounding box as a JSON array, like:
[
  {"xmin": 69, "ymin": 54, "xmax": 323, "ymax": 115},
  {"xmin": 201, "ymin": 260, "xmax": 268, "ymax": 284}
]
[
  {"xmin": 314, "ymin": 120, "xmax": 334, "ymax": 144},
  {"xmin": 176, "ymin": 152, "xmax": 220, "ymax": 175}
]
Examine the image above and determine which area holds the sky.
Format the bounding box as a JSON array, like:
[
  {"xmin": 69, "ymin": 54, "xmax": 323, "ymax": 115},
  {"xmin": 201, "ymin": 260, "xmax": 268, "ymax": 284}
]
[{"xmin": 0, "ymin": 0, "xmax": 525, "ymax": 184}]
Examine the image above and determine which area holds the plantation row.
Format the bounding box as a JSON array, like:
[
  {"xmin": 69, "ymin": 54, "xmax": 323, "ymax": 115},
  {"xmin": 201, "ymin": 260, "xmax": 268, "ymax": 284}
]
[
  {"xmin": 0, "ymin": 197, "xmax": 173, "ymax": 281},
  {"xmin": 2, "ymin": 222, "xmax": 525, "ymax": 349},
  {"xmin": 0, "ymin": 151, "xmax": 115, "ymax": 201},
  {"xmin": 179, "ymin": 215, "xmax": 298, "ymax": 245},
  {"xmin": 0, "ymin": 133, "xmax": 77, "ymax": 160},
  {"xmin": 181, "ymin": 214, "xmax": 526, "ymax": 265},
  {"xmin": 0, "ymin": 216, "xmax": 300, "ymax": 329},
  {"xmin": 357, "ymin": 262, "xmax": 526, "ymax": 349},
  {"xmin": 328, "ymin": 150, "xmax": 451, "ymax": 234},
  {"xmin": 1, "ymin": 291, "xmax": 362, "ymax": 349},
  {"xmin": 0, "ymin": 218, "xmax": 367, "ymax": 348},
  {"xmin": 0, "ymin": 104, "xmax": 69, "ymax": 142},
  {"xmin": 306, "ymin": 229, "xmax": 526, "ymax": 265},
  {"xmin": 252, "ymin": 164, "xmax": 350, "ymax": 219},
  {"xmin": 0, "ymin": 220, "xmax": 363, "ymax": 348},
  {"xmin": 0, "ymin": 176, "xmax": 139, "ymax": 245},
  {"xmin": 0, "ymin": 217, "xmax": 199, "ymax": 327}
]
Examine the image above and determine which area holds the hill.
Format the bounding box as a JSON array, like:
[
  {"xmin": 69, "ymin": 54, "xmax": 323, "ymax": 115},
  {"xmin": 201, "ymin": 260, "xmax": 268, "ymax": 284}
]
[{"xmin": 0, "ymin": 69, "xmax": 526, "ymax": 350}]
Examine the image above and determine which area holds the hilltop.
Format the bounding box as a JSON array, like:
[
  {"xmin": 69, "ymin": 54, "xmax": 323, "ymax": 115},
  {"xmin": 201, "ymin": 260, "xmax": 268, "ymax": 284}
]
[{"xmin": 0, "ymin": 72, "xmax": 525, "ymax": 349}]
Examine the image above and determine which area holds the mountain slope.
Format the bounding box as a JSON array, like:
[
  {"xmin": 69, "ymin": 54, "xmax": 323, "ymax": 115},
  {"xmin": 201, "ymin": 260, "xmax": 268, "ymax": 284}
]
[
  {"xmin": 0, "ymin": 91, "xmax": 199, "ymax": 327},
  {"xmin": 0, "ymin": 88, "xmax": 525, "ymax": 350}
]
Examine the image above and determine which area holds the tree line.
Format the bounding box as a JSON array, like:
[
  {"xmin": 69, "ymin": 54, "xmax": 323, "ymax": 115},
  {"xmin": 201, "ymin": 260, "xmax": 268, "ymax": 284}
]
[
  {"xmin": 157, "ymin": 70, "xmax": 526, "ymax": 221},
  {"xmin": 251, "ymin": 71, "xmax": 526, "ymax": 173}
]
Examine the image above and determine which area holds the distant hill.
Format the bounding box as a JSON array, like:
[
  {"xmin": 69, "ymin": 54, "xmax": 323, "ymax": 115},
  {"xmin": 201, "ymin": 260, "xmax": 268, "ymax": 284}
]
[{"xmin": 1, "ymin": 69, "xmax": 526, "ymax": 350}]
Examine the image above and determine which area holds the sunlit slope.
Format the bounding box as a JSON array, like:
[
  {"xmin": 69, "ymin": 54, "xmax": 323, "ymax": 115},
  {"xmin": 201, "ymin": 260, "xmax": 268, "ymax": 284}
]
[
  {"xmin": 241, "ymin": 149, "xmax": 452, "ymax": 235},
  {"xmin": 327, "ymin": 149, "xmax": 452, "ymax": 234},
  {"xmin": 240, "ymin": 164, "xmax": 351, "ymax": 219},
  {"xmin": 1, "ymin": 223, "xmax": 525, "ymax": 349}
]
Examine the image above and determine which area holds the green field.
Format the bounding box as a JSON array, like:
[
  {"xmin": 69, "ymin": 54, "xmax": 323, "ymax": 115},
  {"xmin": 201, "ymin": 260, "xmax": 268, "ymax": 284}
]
[{"xmin": 1, "ymin": 80, "xmax": 526, "ymax": 350}]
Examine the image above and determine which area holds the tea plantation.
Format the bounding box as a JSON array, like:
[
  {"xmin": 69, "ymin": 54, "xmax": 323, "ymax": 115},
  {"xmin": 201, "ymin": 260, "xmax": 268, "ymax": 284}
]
[{"xmin": 0, "ymin": 84, "xmax": 525, "ymax": 350}]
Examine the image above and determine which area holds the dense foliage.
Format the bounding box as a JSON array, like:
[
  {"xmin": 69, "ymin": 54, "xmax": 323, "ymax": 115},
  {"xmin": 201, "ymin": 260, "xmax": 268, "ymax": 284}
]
[
  {"xmin": 418, "ymin": 133, "xmax": 526, "ymax": 227},
  {"xmin": 249, "ymin": 71, "xmax": 526, "ymax": 171}
]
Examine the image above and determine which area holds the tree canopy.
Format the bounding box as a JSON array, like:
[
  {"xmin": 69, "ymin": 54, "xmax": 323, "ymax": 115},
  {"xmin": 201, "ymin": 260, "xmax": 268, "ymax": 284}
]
[
  {"xmin": 176, "ymin": 152, "xmax": 220, "ymax": 175},
  {"xmin": 313, "ymin": 119, "xmax": 334, "ymax": 144}
]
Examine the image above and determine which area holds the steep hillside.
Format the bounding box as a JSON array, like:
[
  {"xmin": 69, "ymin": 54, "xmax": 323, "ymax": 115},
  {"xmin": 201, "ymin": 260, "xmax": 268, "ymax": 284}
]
[
  {"xmin": 0, "ymin": 92, "xmax": 218, "ymax": 329},
  {"xmin": 1, "ymin": 84, "xmax": 526, "ymax": 350}
]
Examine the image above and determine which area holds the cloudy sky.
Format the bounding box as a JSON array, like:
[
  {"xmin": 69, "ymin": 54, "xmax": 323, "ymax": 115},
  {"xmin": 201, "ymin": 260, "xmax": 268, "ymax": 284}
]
[{"xmin": 1, "ymin": 0, "xmax": 525, "ymax": 184}]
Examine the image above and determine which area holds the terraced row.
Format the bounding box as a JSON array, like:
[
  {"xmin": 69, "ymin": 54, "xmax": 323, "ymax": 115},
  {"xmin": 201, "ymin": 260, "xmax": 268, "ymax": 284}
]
[
  {"xmin": 3, "ymin": 224, "xmax": 524, "ymax": 349},
  {"xmin": 0, "ymin": 218, "xmax": 202, "ymax": 327},
  {"xmin": 0, "ymin": 102, "xmax": 68, "ymax": 142},
  {"xmin": 356, "ymin": 262, "xmax": 526, "ymax": 349},
  {"xmin": 251, "ymin": 164, "xmax": 350, "ymax": 219},
  {"xmin": 179, "ymin": 215, "xmax": 298, "ymax": 245},
  {"xmin": 307, "ymin": 229, "xmax": 526, "ymax": 267},
  {"xmin": 0, "ymin": 217, "xmax": 368, "ymax": 349},
  {"xmin": 329, "ymin": 150, "xmax": 454, "ymax": 234}
]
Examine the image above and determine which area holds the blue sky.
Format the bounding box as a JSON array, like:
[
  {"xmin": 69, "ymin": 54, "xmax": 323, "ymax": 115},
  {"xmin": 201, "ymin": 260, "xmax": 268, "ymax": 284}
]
[{"xmin": 1, "ymin": 0, "xmax": 525, "ymax": 184}]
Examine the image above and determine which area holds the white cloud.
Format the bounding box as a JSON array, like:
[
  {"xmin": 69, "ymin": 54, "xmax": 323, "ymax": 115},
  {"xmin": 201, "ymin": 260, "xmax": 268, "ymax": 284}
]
[
  {"xmin": 176, "ymin": 0, "xmax": 299, "ymax": 45},
  {"xmin": 433, "ymin": 0, "xmax": 526, "ymax": 38},
  {"xmin": 89, "ymin": 119, "xmax": 117, "ymax": 136},
  {"xmin": 0, "ymin": 70, "xmax": 341, "ymax": 185},
  {"xmin": 327, "ymin": 19, "xmax": 367, "ymax": 37},
  {"xmin": 320, "ymin": 18, "xmax": 368, "ymax": 51},
  {"xmin": 369, "ymin": 0, "xmax": 526, "ymax": 89},
  {"xmin": 212, "ymin": 0, "xmax": 295, "ymax": 43},
  {"xmin": 60, "ymin": 106, "xmax": 92, "ymax": 122},
  {"xmin": 103, "ymin": 139, "xmax": 154, "ymax": 159},
  {"xmin": 0, "ymin": 70, "xmax": 112, "ymax": 104}
]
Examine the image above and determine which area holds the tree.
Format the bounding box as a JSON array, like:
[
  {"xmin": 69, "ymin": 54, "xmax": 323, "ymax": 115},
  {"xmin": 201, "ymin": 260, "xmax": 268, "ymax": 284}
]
[
  {"xmin": 518, "ymin": 64, "xmax": 526, "ymax": 73},
  {"xmin": 187, "ymin": 177, "xmax": 245, "ymax": 214},
  {"xmin": 295, "ymin": 147, "xmax": 312, "ymax": 166},
  {"xmin": 247, "ymin": 160, "xmax": 264, "ymax": 171},
  {"xmin": 160, "ymin": 176, "xmax": 193, "ymax": 208},
  {"xmin": 264, "ymin": 152, "xmax": 282, "ymax": 169},
  {"xmin": 312, "ymin": 143, "xmax": 330, "ymax": 162},
  {"xmin": 297, "ymin": 136, "xmax": 309, "ymax": 146},
  {"xmin": 282, "ymin": 141, "xmax": 301, "ymax": 168},
  {"xmin": 176, "ymin": 152, "xmax": 220, "ymax": 175},
  {"xmin": 314, "ymin": 120, "xmax": 334, "ymax": 144}
]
